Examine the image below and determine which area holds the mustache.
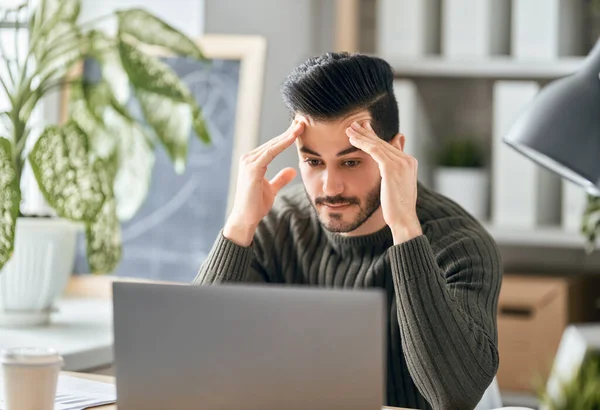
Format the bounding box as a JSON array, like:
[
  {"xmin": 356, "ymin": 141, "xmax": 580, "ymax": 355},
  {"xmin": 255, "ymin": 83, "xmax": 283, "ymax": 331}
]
[{"xmin": 315, "ymin": 195, "xmax": 359, "ymax": 206}]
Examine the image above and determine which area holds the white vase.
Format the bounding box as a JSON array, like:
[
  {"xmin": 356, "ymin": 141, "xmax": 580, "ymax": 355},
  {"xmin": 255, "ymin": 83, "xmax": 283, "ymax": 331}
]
[
  {"xmin": 0, "ymin": 217, "xmax": 81, "ymax": 327},
  {"xmin": 434, "ymin": 167, "xmax": 488, "ymax": 220}
]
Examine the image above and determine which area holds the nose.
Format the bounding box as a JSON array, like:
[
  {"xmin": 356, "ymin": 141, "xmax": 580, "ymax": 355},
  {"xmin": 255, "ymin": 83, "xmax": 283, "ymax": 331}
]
[{"xmin": 322, "ymin": 169, "xmax": 344, "ymax": 197}]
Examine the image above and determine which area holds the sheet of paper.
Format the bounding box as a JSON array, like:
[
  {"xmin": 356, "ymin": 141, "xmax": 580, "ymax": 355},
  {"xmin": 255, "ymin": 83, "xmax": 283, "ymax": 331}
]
[{"xmin": 0, "ymin": 374, "xmax": 116, "ymax": 410}]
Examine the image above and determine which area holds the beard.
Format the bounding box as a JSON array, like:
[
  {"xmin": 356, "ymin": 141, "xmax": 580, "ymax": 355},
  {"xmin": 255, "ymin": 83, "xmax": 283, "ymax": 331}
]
[{"xmin": 306, "ymin": 183, "xmax": 381, "ymax": 233}]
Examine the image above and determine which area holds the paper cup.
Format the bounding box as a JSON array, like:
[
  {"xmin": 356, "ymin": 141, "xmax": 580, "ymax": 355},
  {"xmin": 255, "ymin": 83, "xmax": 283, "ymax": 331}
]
[{"xmin": 1, "ymin": 347, "xmax": 64, "ymax": 410}]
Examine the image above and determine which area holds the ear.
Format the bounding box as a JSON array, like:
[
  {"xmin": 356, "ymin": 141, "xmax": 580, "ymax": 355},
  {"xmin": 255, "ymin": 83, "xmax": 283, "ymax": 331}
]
[{"xmin": 390, "ymin": 133, "xmax": 406, "ymax": 152}]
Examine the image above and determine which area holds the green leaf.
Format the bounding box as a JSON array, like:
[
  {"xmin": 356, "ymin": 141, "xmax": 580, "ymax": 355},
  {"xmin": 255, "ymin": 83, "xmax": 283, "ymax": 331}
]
[
  {"xmin": 35, "ymin": 26, "xmax": 85, "ymax": 81},
  {"xmin": 85, "ymin": 159, "xmax": 121, "ymax": 274},
  {"xmin": 581, "ymin": 194, "xmax": 600, "ymax": 253},
  {"xmin": 104, "ymin": 147, "xmax": 119, "ymax": 185},
  {"xmin": 88, "ymin": 31, "xmax": 131, "ymax": 104},
  {"xmin": 82, "ymin": 80, "xmax": 136, "ymax": 125},
  {"xmin": 116, "ymin": 8, "xmax": 206, "ymax": 60},
  {"xmin": 118, "ymin": 39, "xmax": 191, "ymax": 102},
  {"xmin": 0, "ymin": 138, "xmax": 20, "ymax": 271},
  {"xmin": 192, "ymin": 105, "xmax": 210, "ymax": 144},
  {"xmin": 28, "ymin": 123, "xmax": 105, "ymax": 222},
  {"xmin": 69, "ymin": 80, "xmax": 155, "ymax": 220},
  {"xmin": 31, "ymin": 0, "xmax": 81, "ymax": 62},
  {"xmin": 104, "ymin": 110, "xmax": 156, "ymax": 221},
  {"xmin": 136, "ymin": 88, "xmax": 190, "ymax": 173},
  {"xmin": 69, "ymin": 82, "xmax": 115, "ymax": 155},
  {"xmin": 38, "ymin": 0, "xmax": 80, "ymax": 24},
  {"xmin": 30, "ymin": 0, "xmax": 80, "ymax": 35}
]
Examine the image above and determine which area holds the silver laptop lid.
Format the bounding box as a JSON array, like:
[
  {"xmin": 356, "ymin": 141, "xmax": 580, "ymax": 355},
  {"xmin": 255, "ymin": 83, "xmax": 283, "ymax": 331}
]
[{"xmin": 113, "ymin": 282, "xmax": 385, "ymax": 410}]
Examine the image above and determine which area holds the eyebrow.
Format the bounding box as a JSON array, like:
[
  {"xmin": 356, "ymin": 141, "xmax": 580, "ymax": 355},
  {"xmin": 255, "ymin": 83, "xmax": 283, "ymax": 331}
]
[{"xmin": 299, "ymin": 146, "xmax": 360, "ymax": 157}]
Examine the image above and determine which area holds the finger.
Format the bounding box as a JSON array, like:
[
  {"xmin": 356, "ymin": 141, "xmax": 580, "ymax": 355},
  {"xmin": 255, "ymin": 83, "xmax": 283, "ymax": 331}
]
[
  {"xmin": 351, "ymin": 121, "xmax": 382, "ymax": 142},
  {"xmin": 346, "ymin": 127, "xmax": 394, "ymax": 164},
  {"xmin": 350, "ymin": 121, "xmax": 405, "ymax": 160},
  {"xmin": 269, "ymin": 167, "xmax": 297, "ymax": 194},
  {"xmin": 248, "ymin": 120, "xmax": 301, "ymax": 156},
  {"xmin": 249, "ymin": 121, "xmax": 303, "ymax": 162},
  {"xmin": 255, "ymin": 125, "xmax": 302, "ymax": 167}
]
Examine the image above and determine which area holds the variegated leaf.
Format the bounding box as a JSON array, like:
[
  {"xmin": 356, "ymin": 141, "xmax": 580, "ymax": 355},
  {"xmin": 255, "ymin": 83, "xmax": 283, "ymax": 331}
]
[
  {"xmin": 31, "ymin": 0, "xmax": 80, "ymax": 34},
  {"xmin": 0, "ymin": 138, "xmax": 20, "ymax": 271},
  {"xmin": 28, "ymin": 123, "xmax": 104, "ymax": 222},
  {"xmin": 118, "ymin": 39, "xmax": 191, "ymax": 102},
  {"xmin": 85, "ymin": 159, "xmax": 121, "ymax": 274},
  {"xmin": 192, "ymin": 105, "xmax": 210, "ymax": 144},
  {"xmin": 37, "ymin": 0, "xmax": 80, "ymax": 24},
  {"xmin": 69, "ymin": 81, "xmax": 116, "ymax": 159},
  {"xmin": 136, "ymin": 88, "xmax": 190, "ymax": 173},
  {"xmin": 35, "ymin": 25, "xmax": 84, "ymax": 81},
  {"xmin": 104, "ymin": 110, "xmax": 155, "ymax": 221},
  {"xmin": 116, "ymin": 8, "xmax": 205, "ymax": 60},
  {"xmin": 88, "ymin": 30, "xmax": 130, "ymax": 104},
  {"xmin": 32, "ymin": 0, "xmax": 81, "ymax": 70},
  {"xmin": 70, "ymin": 80, "xmax": 155, "ymax": 220}
]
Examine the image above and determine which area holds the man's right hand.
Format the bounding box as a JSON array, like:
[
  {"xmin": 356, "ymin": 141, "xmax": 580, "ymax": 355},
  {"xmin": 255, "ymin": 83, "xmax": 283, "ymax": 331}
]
[{"xmin": 223, "ymin": 120, "xmax": 305, "ymax": 246}]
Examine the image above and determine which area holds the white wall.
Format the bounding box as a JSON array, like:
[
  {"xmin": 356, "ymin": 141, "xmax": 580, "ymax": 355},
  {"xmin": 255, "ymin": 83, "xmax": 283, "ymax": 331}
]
[
  {"xmin": 79, "ymin": 0, "xmax": 204, "ymax": 37},
  {"xmin": 203, "ymin": 0, "xmax": 334, "ymax": 179}
]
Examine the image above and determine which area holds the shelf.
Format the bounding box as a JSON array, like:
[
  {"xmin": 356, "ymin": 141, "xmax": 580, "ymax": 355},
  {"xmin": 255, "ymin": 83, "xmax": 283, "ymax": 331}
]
[
  {"xmin": 389, "ymin": 55, "xmax": 585, "ymax": 79},
  {"xmin": 482, "ymin": 223, "xmax": 586, "ymax": 248}
]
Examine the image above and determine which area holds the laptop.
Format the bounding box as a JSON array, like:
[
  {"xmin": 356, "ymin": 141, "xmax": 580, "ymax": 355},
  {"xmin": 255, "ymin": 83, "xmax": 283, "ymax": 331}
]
[{"xmin": 112, "ymin": 282, "xmax": 385, "ymax": 410}]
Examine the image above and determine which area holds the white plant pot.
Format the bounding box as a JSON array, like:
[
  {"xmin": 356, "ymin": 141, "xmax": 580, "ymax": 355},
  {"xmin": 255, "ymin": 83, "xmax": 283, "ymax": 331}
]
[
  {"xmin": 434, "ymin": 167, "xmax": 488, "ymax": 220},
  {"xmin": 0, "ymin": 218, "xmax": 81, "ymax": 327}
]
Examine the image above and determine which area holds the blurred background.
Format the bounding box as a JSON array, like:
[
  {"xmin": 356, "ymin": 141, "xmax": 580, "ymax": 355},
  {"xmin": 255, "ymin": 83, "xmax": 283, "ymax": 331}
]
[{"xmin": 2, "ymin": 0, "xmax": 600, "ymax": 408}]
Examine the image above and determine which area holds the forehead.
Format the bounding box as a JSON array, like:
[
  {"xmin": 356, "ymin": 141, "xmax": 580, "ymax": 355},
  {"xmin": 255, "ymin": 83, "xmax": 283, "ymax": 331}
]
[{"xmin": 294, "ymin": 110, "xmax": 372, "ymax": 149}]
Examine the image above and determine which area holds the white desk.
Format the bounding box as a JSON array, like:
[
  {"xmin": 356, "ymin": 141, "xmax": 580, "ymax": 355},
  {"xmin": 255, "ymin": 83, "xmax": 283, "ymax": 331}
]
[{"xmin": 0, "ymin": 297, "xmax": 113, "ymax": 371}]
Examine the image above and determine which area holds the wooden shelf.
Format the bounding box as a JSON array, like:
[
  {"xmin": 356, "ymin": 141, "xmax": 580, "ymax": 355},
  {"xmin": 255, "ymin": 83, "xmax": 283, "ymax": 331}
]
[
  {"xmin": 482, "ymin": 223, "xmax": 587, "ymax": 248},
  {"xmin": 389, "ymin": 56, "xmax": 585, "ymax": 79}
]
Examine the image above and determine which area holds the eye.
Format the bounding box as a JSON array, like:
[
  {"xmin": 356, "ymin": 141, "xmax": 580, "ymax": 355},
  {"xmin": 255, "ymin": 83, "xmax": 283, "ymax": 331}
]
[
  {"xmin": 304, "ymin": 158, "xmax": 323, "ymax": 167},
  {"xmin": 343, "ymin": 159, "xmax": 361, "ymax": 168}
]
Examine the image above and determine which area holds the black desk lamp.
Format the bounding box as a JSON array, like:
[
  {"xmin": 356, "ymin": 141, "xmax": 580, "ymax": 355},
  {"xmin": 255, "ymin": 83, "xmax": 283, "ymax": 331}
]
[{"xmin": 504, "ymin": 38, "xmax": 600, "ymax": 197}]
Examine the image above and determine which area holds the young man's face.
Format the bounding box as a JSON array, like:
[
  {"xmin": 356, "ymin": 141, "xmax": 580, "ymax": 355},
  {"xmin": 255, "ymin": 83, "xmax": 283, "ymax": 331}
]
[{"xmin": 295, "ymin": 110, "xmax": 388, "ymax": 236}]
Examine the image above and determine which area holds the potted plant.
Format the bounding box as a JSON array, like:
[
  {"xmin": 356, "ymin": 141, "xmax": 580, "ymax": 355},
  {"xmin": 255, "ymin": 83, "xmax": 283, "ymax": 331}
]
[
  {"xmin": 0, "ymin": 0, "xmax": 210, "ymax": 326},
  {"xmin": 536, "ymin": 353, "xmax": 600, "ymax": 409},
  {"xmin": 433, "ymin": 136, "xmax": 488, "ymax": 220}
]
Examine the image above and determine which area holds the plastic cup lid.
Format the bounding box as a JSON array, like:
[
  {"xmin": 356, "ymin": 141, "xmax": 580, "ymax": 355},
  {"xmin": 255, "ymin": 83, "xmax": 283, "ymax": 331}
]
[{"xmin": 1, "ymin": 347, "xmax": 64, "ymax": 366}]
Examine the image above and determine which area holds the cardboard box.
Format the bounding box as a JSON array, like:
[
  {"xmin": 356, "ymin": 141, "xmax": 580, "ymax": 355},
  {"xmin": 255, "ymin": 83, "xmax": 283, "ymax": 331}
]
[{"xmin": 497, "ymin": 274, "xmax": 600, "ymax": 392}]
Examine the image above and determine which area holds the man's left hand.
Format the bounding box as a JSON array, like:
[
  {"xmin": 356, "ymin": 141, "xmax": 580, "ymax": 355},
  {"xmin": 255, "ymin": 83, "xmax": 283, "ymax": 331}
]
[{"xmin": 346, "ymin": 121, "xmax": 423, "ymax": 245}]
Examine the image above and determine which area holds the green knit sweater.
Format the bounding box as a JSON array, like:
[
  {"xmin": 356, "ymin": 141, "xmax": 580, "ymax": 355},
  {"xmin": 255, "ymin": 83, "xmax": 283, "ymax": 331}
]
[{"xmin": 194, "ymin": 182, "xmax": 502, "ymax": 410}]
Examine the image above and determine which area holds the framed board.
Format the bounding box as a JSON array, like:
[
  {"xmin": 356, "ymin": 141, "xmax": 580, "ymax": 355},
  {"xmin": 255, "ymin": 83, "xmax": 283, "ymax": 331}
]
[{"xmin": 62, "ymin": 35, "xmax": 266, "ymax": 282}]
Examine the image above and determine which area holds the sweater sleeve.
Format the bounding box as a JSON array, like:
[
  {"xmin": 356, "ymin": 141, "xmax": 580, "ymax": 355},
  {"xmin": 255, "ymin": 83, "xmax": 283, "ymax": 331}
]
[
  {"xmin": 192, "ymin": 231, "xmax": 268, "ymax": 284},
  {"xmin": 388, "ymin": 217, "xmax": 502, "ymax": 410}
]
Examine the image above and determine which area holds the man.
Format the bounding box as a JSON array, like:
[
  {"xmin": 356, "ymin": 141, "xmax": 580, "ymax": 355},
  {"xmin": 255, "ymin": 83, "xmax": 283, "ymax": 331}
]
[{"xmin": 194, "ymin": 52, "xmax": 502, "ymax": 410}]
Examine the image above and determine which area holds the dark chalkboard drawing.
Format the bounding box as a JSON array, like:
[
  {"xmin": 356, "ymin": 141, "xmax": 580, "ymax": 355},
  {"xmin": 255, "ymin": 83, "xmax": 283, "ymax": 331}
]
[{"xmin": 62, "ymin": 35, "xmax": 266, "ymax": 282}]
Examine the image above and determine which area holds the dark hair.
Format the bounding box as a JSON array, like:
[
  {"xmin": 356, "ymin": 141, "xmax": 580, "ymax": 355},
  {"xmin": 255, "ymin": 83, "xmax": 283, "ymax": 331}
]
[{"xmin": 281, "ymin": 52, "xmax": 399, "ymax": 142}]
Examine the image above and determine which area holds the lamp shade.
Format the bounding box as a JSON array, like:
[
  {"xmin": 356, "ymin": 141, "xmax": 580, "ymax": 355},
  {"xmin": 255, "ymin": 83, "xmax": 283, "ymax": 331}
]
[{"xmin": 503, "ymin": 38, "xmax": 600, "ymax": 196}]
